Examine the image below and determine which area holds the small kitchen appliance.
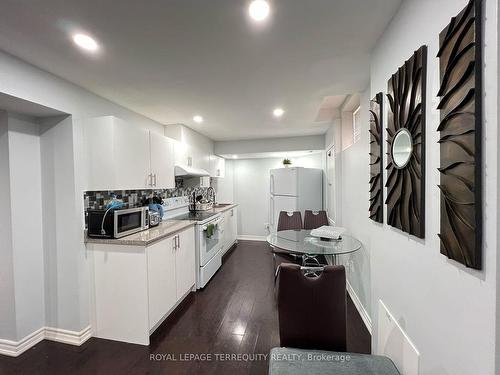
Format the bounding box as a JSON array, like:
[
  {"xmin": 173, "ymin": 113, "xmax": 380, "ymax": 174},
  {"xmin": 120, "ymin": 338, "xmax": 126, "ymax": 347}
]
[{"xmin": 87, "ymin": 206, "xmax": 149, "ymax": 239}]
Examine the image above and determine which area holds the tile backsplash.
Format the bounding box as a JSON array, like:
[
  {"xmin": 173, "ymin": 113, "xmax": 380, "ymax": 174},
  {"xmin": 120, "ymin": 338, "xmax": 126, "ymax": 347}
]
[{"xmin": 84, "ymin": 186, "xmax": 210, "ymax": 211}]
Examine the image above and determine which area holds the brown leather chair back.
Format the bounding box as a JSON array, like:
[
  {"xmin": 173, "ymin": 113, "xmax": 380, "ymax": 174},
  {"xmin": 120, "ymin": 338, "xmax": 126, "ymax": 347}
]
[
  {"xmin": 303, "ymin": 210, "xmax": 329, "ymax": 230},
  {"xmin": 277, "ymin": 263, "xmax": 346, "ymax": 351},
  {"xmin": 277, "ymin": 211, "xmax": 303, "ymax": 231}
]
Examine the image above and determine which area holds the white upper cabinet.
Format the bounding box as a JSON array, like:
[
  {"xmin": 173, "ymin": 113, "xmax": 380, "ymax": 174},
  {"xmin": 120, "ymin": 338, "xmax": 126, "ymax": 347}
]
[
  {"xmin": 114, "ymin": 121, "xmax": 151, "ymax": 190},
  {"xmin": 173, "ymin": 139, "xmax": 190, "ymax": 166},
  {"xmin": 149, "ymin": 132, "xmax": 175, "ymax": 189},
  {"xmin": 83, "ymin": 116, "xmax": 117, "ymax": 190},
  {"xmin": 84, "ymin": 116, "xmax": 176, "ymax": 191},
  {"xmin": 209, "ymin": 155, "xmax": 225, "ymax": 178},
  {"xmin": 84, "ymin": 116, "xmax": 150, "ymax": 190}
]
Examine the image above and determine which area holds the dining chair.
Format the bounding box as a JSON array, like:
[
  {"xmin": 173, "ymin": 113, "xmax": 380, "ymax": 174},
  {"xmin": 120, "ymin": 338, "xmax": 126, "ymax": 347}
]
[
  {"xmin": 277, "ymin": 263, "xmax": 346, "ymax": 351},
  {"xmin": 303, "ymin": 210, "xmax": 329, "ymax": 230},
  {"xmin": 277, "ymin": 211, "xmax": 303, "ymax": 231},
  {"xmin": 272, "ymin": 211, "xmax": 303, "ymax": 280}
]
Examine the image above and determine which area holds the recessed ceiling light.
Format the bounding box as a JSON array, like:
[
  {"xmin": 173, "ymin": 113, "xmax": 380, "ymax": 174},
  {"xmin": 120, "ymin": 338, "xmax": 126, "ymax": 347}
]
[
  {"xmin": 72, "ymin": 34, "xmax": 99, "ymax": 52},
  {"xmin": 273, "ymin": 108, "xmax": 285, "ymax": 118},
  {"xmin": 193, "ymin": 115, "xmax": 203, "ymax": 123},
  {"xmin": 232, "ymin": 155, "xmax": 238, "ymax": 159},
  {"xmin": 249, "ymin": 0, "xmax": 270, "ymax": 21}
]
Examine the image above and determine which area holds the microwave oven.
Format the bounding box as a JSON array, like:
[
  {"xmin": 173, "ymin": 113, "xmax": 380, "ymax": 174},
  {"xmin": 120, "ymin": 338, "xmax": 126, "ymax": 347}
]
[{"xmin": 87, "ymin": 207, "xmax": 149, "ymax": 239}]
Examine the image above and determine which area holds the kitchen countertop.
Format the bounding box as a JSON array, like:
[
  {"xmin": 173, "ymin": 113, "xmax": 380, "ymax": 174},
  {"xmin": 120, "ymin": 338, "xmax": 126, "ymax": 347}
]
[
  {"xmin": 211, "ymin": 203, "xmax": 238, "ymax": 214},
  {"xmin": 85, "ymin": 220, "xmax": 196, "ymax": 247},
  {"xmin": 85, "ymin": 204, "xmax": 238, "ymax": 247}
]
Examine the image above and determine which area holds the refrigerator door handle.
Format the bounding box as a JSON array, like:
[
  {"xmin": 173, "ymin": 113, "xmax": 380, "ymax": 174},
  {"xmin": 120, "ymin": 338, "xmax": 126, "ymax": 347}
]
[{"xmin": 270, "ymin": 174, "xmax": 274, "ymax": 195}]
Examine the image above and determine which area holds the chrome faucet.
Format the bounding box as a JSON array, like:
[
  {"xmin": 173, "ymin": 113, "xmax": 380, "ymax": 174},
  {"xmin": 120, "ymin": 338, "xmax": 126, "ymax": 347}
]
[{"xmin": 207, "ymin": 186, "xmax": 216, "ymax": 204}]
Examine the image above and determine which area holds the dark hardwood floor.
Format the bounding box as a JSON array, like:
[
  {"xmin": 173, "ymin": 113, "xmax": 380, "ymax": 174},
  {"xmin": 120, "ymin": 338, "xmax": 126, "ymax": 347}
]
[{"xmin": 0, "ymin": 240, "xmax": 370, "ymax": 375}]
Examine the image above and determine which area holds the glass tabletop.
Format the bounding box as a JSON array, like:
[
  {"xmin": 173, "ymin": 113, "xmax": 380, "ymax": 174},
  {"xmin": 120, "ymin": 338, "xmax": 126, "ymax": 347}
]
[{"xmin": 267, "ymin": 230, "xmax": 362, "ymax": 256}]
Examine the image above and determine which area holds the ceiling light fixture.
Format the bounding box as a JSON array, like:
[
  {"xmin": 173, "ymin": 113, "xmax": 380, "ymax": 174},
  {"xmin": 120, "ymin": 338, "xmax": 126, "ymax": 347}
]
[
  {"xmin": 72, "ymin": 33, "xmax": 99, "ymax": 52},
  {"xmin": 249, "ymin": 0, "xmax": 270, "ymax": 21},
  {"xmin": 273, "ymin": 108, "xmax": 285, "ymax": 118},
  {"xmin": 232, "ymin": 155, "xmax": 238, "ymax": 159},
  {"xmin": 193, "ymin": 115, "xmax": 203, "ymax": 123}
]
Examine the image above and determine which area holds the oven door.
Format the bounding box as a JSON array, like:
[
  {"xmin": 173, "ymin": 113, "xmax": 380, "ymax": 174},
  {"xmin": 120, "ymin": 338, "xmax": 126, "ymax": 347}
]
[
  {"xmin": 199, "ymin": 216, "xmax": 224, "ymax": 266},
  {"xmin": 114, "ymin": 208, "xmax": 148, "ymax": 238}
]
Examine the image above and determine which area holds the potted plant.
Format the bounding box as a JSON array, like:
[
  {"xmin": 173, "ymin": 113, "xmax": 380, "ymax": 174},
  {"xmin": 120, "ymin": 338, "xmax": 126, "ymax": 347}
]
[{"xmin": 282, "ymin": 158, "xmax": 292, "ymax": 167}]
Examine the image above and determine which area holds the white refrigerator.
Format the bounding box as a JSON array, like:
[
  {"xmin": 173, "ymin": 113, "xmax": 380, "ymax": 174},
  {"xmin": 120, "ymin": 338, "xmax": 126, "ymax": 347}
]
[{"xmin": 269, "ymin": 167, "xmax": 323, "ymax": 232}]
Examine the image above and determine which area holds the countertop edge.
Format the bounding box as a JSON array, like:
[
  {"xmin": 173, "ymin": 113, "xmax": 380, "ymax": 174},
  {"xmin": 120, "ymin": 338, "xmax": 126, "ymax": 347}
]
[{"xmin": 212, "ymin": 203, "xmax": 238, "ymax": 213}]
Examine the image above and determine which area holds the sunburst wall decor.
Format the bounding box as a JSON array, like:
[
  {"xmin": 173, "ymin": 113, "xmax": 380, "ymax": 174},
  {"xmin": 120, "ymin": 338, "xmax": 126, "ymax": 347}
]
[
  {"xmin": 385, "ymin": 46, "xmax": 427, "ymax": 238},
  {"xmin": 369, "ymin": 93, "xmax": 383, "ymax": 223},
  {"xmin": 437, "ymin": 0, "xmax": 482, "ymax": 269}
]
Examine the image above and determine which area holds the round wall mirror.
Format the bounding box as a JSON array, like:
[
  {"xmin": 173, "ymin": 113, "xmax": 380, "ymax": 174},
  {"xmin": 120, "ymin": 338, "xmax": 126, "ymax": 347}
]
[{"xmin": 391, "ymin": 129, "xmax": 413, "ymax": 169}]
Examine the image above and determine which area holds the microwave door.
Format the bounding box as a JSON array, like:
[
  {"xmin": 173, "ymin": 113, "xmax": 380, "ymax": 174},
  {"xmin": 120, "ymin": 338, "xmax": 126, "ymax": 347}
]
[{"xmin": 114, "ymin": 209, "xmax": 146, "ymax": 238}]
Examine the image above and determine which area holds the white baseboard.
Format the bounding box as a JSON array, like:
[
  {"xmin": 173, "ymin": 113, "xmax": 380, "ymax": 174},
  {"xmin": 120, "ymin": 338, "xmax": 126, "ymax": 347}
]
[
  {"xmin": 237, "ymin": 235, "xmax": 267, "ymax": 241},
  {"xmin": 0, "ymin": 327, "xmax": 45, "ymax": 357},
  {"xmin": 45, "ymin": 325, "xmax": 92, "ymax": 346},
  {"xmin": 346, "ymin": 280, "xmax": 372, "ymax": 334},
  {"xmin": 0, "ymin": 325, "xmax": 92, "ymax": 357}
]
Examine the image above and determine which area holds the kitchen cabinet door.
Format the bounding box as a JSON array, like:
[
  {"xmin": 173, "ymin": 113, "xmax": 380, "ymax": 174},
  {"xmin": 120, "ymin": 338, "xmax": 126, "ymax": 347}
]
[
  {"xmin": 175, "ymin": 227, "xmax": 196, "ymax": 299},
  {"xmin": 227, "ymin": 208, "xmax": 237, "ymax": 246},
  {"xmin": 84, "ymin": 116, "xmax": 117, "ymax": 190},
  {"xmin": 147, "ymin": 237, "xmax": 177, "ymax": 330},
  {"xmin": 114, "ymin": 121, "xmax": 151, "ymax": 189},
  {"xmin": 222, "ymin": 208, "xmax": 237, "ymax": 253},
  {"xmin": 173, "ymin": 139, "xmax": 190, "ymax": 166},
  {"xmin": 150, "ymin": 132, "xmax": 175, "ymax": 189},
  {"xmin": 210, "ymin": 155, "xmax": 225, "ymax": 178}
]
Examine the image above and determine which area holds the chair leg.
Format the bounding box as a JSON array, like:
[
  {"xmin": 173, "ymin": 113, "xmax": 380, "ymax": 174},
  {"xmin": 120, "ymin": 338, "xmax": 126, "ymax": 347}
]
[{"xmin": 274, "ymin": 264, "xmax": 281, "ymax": 284}]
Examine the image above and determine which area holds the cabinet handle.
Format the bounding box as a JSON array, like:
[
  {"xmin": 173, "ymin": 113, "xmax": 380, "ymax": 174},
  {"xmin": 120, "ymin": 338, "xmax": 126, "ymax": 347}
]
[
  {"xmin": 177, "ymin": 235, "xmax": 180, "ymax": 249},
  {"xmin": 153, "ymin": 173, "xmax": 157, "ymax": 187}
]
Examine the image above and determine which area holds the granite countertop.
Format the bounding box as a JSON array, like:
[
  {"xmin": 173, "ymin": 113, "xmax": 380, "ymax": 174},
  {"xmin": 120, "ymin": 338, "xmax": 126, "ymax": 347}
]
[
  {"xmin": 85, "ymin": 220, "xmax": 196, "ymax": 247},
  {"xmin": 211, "ymin": 203, "xmax": 238, "ymax": 214}
]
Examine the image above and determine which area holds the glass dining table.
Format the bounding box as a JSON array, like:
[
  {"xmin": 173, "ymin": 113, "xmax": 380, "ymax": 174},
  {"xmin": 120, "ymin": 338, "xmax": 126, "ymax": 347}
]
[{"xmin": 267, "ymin": 229, "xmax": 362, "ymax": 266}]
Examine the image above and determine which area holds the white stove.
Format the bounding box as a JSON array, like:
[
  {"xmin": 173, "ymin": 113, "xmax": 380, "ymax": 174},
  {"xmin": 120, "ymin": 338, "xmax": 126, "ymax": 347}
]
[{"xmin": 163, "ymin": 197, "xmax": 224, "ymax": 288}]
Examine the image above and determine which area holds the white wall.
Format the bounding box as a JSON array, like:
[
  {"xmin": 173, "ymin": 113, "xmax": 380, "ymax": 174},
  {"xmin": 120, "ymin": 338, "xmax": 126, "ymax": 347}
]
[
  {"xmin": 8, "ymin": 114, "xmax": 45, "ymax": 340},
  {"xmin": 233, "ymin": 154, "xmax": 323, "ymax": 238},
  {"xmin": 215, "ymin": 135, "xmax": 325, "ymax": 156},
  {"xmin": 0, "ymin": 111, "xmax": 16, "ymax": 340},
  {"xmin": 344, "ymin": 0, "xmax": 498, "ymax": 374},
  {"xmin": 336, "ymin": 90, "xmax": 372, "ymax": 331}
]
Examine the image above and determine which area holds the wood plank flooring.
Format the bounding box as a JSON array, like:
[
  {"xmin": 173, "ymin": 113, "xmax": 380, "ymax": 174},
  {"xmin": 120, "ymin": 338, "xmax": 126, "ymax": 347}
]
[{"xmin": 0, "ymin": 240, "xmax": 370, "ymax": 375}]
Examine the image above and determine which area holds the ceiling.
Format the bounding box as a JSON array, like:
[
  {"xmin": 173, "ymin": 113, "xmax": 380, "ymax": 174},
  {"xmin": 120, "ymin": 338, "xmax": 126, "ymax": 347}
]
[{"xmin": 0, "ymin": 0, "xmax": 401, "ymax": 141}]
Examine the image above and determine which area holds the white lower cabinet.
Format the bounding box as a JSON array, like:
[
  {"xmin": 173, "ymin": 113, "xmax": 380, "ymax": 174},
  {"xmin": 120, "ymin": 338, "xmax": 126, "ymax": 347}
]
[
  {"xmin": 175, "ymin": 227, "xmax": 196, "ymax": 299},
  {"xmin": 222, "ymin": 207, "xmax": 238, "ymax": 255},
  {"xmin": 89, "ymin": 225, "xmax": 196, "ymax": 345},
  {"xmin": 147, "ymin": 236, "xmax": 177, "ymax": 330}
]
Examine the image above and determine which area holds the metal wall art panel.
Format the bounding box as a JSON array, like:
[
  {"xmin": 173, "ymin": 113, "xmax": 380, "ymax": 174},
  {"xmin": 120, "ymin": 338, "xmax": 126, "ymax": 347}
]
[
  {"xmin": 437, "ymin": 0, "xmax": 482, "ymax": 269},
  {"xmin": 369, "ymin": 93, "xmax": 384, "ymax": 223},
  {"xmin": 386, "ymin": 46, "xmax": 427, "ymax": 238}
]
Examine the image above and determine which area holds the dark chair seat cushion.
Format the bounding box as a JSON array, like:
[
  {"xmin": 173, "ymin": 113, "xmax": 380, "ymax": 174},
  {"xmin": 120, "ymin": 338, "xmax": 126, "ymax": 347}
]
[{"xmin": 269, "ymin": 347, "xmax": 400, "ymax": 375}]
